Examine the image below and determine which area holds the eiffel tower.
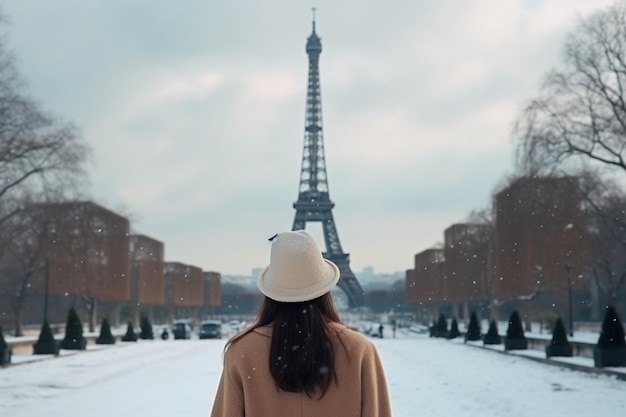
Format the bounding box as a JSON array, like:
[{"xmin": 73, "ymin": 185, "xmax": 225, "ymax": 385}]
[{"xmin": 292, "ymin": 13, "xmax": 365, "ymax": 308}]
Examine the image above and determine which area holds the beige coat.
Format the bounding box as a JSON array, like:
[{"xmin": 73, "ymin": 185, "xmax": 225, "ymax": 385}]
[{"xmin": 210, "ymin": 322, "xmax": 392, "ymax": 417}]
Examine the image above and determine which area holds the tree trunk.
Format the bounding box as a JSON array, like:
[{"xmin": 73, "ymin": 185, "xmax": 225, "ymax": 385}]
[
  {"xmin": 490, "ymin": 299, "xmax": 500, "ymax": 322},
  {"xmin": 463, "ymin": 301, "xmax": 469, "ymax": 323},
  {"xmin": 13, "ymin": 273, "xmax": 32, "ymax": 337},
  {"xmin": 518, "ymin": 299, "xmax": 533, "ymax": 332},
  {"xmin": 111, "ymin": 304, "xmax": 121, "ymax": 327},
  {"xmin": 133, "ymin": 303, "xmax": 140, "ymax": 328},
  {"xmin": 431, "ymin": 302, "xmax": 438, "ymax": 324},
  {"xmin": 452, "ymin": 302, "xmax": 459, "ymax": 320},
  {"xmin": 13, "ymin": 301, "xmax": 24, "ymax": 337},
  {"xmin": 87, "ymin": 297, "xmax": 97, "ymax": 333}
]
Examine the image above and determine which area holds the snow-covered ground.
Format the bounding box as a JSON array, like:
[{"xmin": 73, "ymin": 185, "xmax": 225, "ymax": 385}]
[{"xmin": 1, "ymin": 328, "xmax": 625, "ymax": 417}]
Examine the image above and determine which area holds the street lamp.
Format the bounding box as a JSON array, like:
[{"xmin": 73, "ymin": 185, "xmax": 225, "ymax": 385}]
[
  {"xmin": 43, "ymin": 258, "xmax": 50, "ymax": 324},
  {"xmin": 562, "ymin": 223, "xmax": 575, "ymax": 338},
  {"xmin": 42, "ymin": 223, "xmax": 56, "ymax": 325},
  {"xmin": 564, "ymin": 262, "xmax": 574, "ymax": 338}
]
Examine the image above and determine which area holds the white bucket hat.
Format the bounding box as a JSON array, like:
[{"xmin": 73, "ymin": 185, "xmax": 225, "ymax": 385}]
[{"xmin": 257, "ymin": 230, "xmax": 340, "ymax": 302}]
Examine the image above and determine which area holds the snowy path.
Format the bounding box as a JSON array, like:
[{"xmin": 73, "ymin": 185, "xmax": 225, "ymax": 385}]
[
  {"xmin": 379, "ymin": 336, "xmax": 625, "ymax": 416},
  {"xmin": 1, "ymin": 340, "xmax": 224, "ymax": 416},
  {"xmin": 1, "ymin": 333, "xmax": 625, "ymax": 417}
]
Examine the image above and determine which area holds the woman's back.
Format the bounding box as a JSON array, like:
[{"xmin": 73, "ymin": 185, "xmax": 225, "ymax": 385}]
[
  {"xmin": 209, "ymin": 231, "xmax": 392, "ymax": 417},
  {"xmin": 210, "ymin": 321, "xmax": 391, "ymax": 417}
]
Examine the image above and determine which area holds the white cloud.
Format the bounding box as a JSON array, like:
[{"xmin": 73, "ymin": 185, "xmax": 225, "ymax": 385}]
[
  {"xmin": 148, "ymin": 71, "xmax": 223, "ymax": 106},
  {"xmin": 0, "ymin": 0, "xmax": 617, "ymax": 275}
]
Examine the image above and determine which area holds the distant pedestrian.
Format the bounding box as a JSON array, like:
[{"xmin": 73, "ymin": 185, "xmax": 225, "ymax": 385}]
[
  {"xmin": 210, "ymin": 230, "xmax": 392, "ymax": 417},
  {"xmin": 392, "ymin": 322, "xmax": 397, "ymax": 338},
  {"xmin": 379, "ymin": 323, "xmax": 384, "ymax": 338}
]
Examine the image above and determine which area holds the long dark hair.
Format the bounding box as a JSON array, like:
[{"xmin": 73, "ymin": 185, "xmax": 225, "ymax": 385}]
[{"xmin": 225, "ymin": 292, "xmax": 342, "ymax": 397}]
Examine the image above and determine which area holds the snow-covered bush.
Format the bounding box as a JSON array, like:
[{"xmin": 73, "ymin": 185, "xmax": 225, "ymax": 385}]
[
  {"xmin": 140, "ymin": 316, "xmax": 154, "ymax": 340},
  {"xmin": 96, "ymin": 318, "xmax": 116, "ymax": 345},
  {"xmin": 436, "ymin": 314, "xmax": 448, "ymax": 338},
  {"xmin": 594, "ymin": 305, "xmax": 626, "ymax": 367},
  {"xmin": 121, "ymin": 321, "xmax": 138, "ymax": 342},
  {"xmin": 61, "ymin": 307, "xmax": 87, "ymax": 350},
  {"xmin": 504, "ymin": 310, "xmax": 527, "ymax": 351},
  {"xmin": 546, "ymin": 317, "xmax": 572, "ymax": 358},
  {"xmin": 0, "ymin": 326, "xmax": 11, "ymax": 365},
  {"xmin": 483, "ymin": 320, "xmax": 501, "ymax": 345},
  {"xmin": 447, "ymin": 318, "xmax": 461, "ymax": 339},
  {"xmin": 465, "ymin": 312, "xmax": 481, "ymax": 342},
  {"xmin": 33, "ymin": 321, "xmax": 60, "ymax": 355}
]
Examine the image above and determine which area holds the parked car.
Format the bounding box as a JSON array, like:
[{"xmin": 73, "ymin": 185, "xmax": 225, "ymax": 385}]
[
  {"xmin": 172, "ymin": 320, "xmax": 193, "ymax": 340},
  {"xmin": 227, "ymin": 320, "xmax": 242, "ymax": 332},
  {"xmin": 199, "ymin": 320, "xmax": 222, "ymax": 339}
]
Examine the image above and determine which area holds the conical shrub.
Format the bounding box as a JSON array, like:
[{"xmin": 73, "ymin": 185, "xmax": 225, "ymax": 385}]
[
  {"xmin": 594, "ymin": 305, "xmax": 626, "ymax": 367},
  {"xmin": 546, "ymin": 317, "xmax": 572, "ymax": 358},
  {"xmin": 483, "ymin": 320, "xmax": 501, "ymax": 345},
  {"xmin": 96, "ymin": 318, "xmax": 116, "ymax": 345},
  {"xmin": 140, "ymin": 316, "xmax": 154, "ymax": 340},
  {"xmin": 447, "ymin": 318, "xmax": 461, "ymax": 339},
  {"xmin": 60, "ymin": 307, "xmax": 87, "ymax": 350},
  {"xmin": 33, "ymin": 321, "xmax": 60, "ymax": 355},
  {"xmin": 436, "ymin": 314, "xmax": 448, "ymax": 338},
  {"xmin": 597, "ymin": 305, "xmax": 626, "ymax": 349},
  {"xmin": 465, "ymin": 311, "xmax": 481, "ymax": 341},
  {"xmin": 429, "ymin": 320, "xmax": 437, "ymax": 338},
  {"xmin": 0, "ymin": 326, "xmax": 8, "ymax": 351},
  {"xmin": 0, "ymin": 326, "xmax": 11, "ymax": 366},
  {"xmin": 506, "ymin": 310, "xmax": 525, "ymax": 338},
  {"xmin": 550, "ymin": 317, "xmax": 570, "ymax": 345},
  {"xmin": 505, "ymin": 310, "xmax": 527, "ymax": 350},
  {"xmin": 121, "ymin": 321, "xmax": 138, "ymax": 342}
]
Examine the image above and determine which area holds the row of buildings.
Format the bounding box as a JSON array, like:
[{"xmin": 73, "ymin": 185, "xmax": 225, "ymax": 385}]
[
  {"xmin": 3, "ymin": 176, "xmax": 615, "ymax": 334},
  {"xmin": 0, "ymin": 201, "xmax": 221, "ymax": 334},
  {"xmin": 405, "ymin": 176, "xmax": 606, "ymax": 328}
]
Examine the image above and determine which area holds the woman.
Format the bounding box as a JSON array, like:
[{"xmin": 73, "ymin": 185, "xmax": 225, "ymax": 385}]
[{"xmin": 210, "ymin": 230, "xmax": 392, "ymax": 417}]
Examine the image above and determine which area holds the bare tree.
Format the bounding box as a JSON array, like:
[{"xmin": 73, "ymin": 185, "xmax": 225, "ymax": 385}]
[
  {"xmin": 515, "ymin": 1, "xmax": 626, "ymax": 177},
  {"xmin": 578, "ymin": 171, "xmax": 626, "ymax": 307},
  {"xmin": 0, "ymin": 207, "xmax": 51, "ymax": 335},
  {"xmin": 465, "ymin": 206, "xmax": 494, "ymax": 225},
  {"xmin": 0, "ymin": 15, "xmax": 89, "ymax": 333},
  {"xmin": 0, "ymin": 16, "xmax": 89, "ymax": 232}
]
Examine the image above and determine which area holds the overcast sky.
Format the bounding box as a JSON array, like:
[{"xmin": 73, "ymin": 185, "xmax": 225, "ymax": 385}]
[{"xmin": 0, "ymin": 0, "xmax": 616, "ymax": 276}]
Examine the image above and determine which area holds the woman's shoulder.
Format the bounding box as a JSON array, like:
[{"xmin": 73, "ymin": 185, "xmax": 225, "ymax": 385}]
[
  {"xmin": 330, "ymin": 322, "xmax": 377, "ymax": 352},
  {"xmin": 225, "ymin": 326, "xmax": 270, "ymax": 355},
  {"xmin": 329, "ymin": 321, "xmax": 365, "ymax": 337}
]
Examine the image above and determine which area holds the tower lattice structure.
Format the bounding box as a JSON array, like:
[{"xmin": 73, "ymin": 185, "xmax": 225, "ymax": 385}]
[{"xmin": 292, "ymin": 16, "xmax": 365, "ymax": 308}]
